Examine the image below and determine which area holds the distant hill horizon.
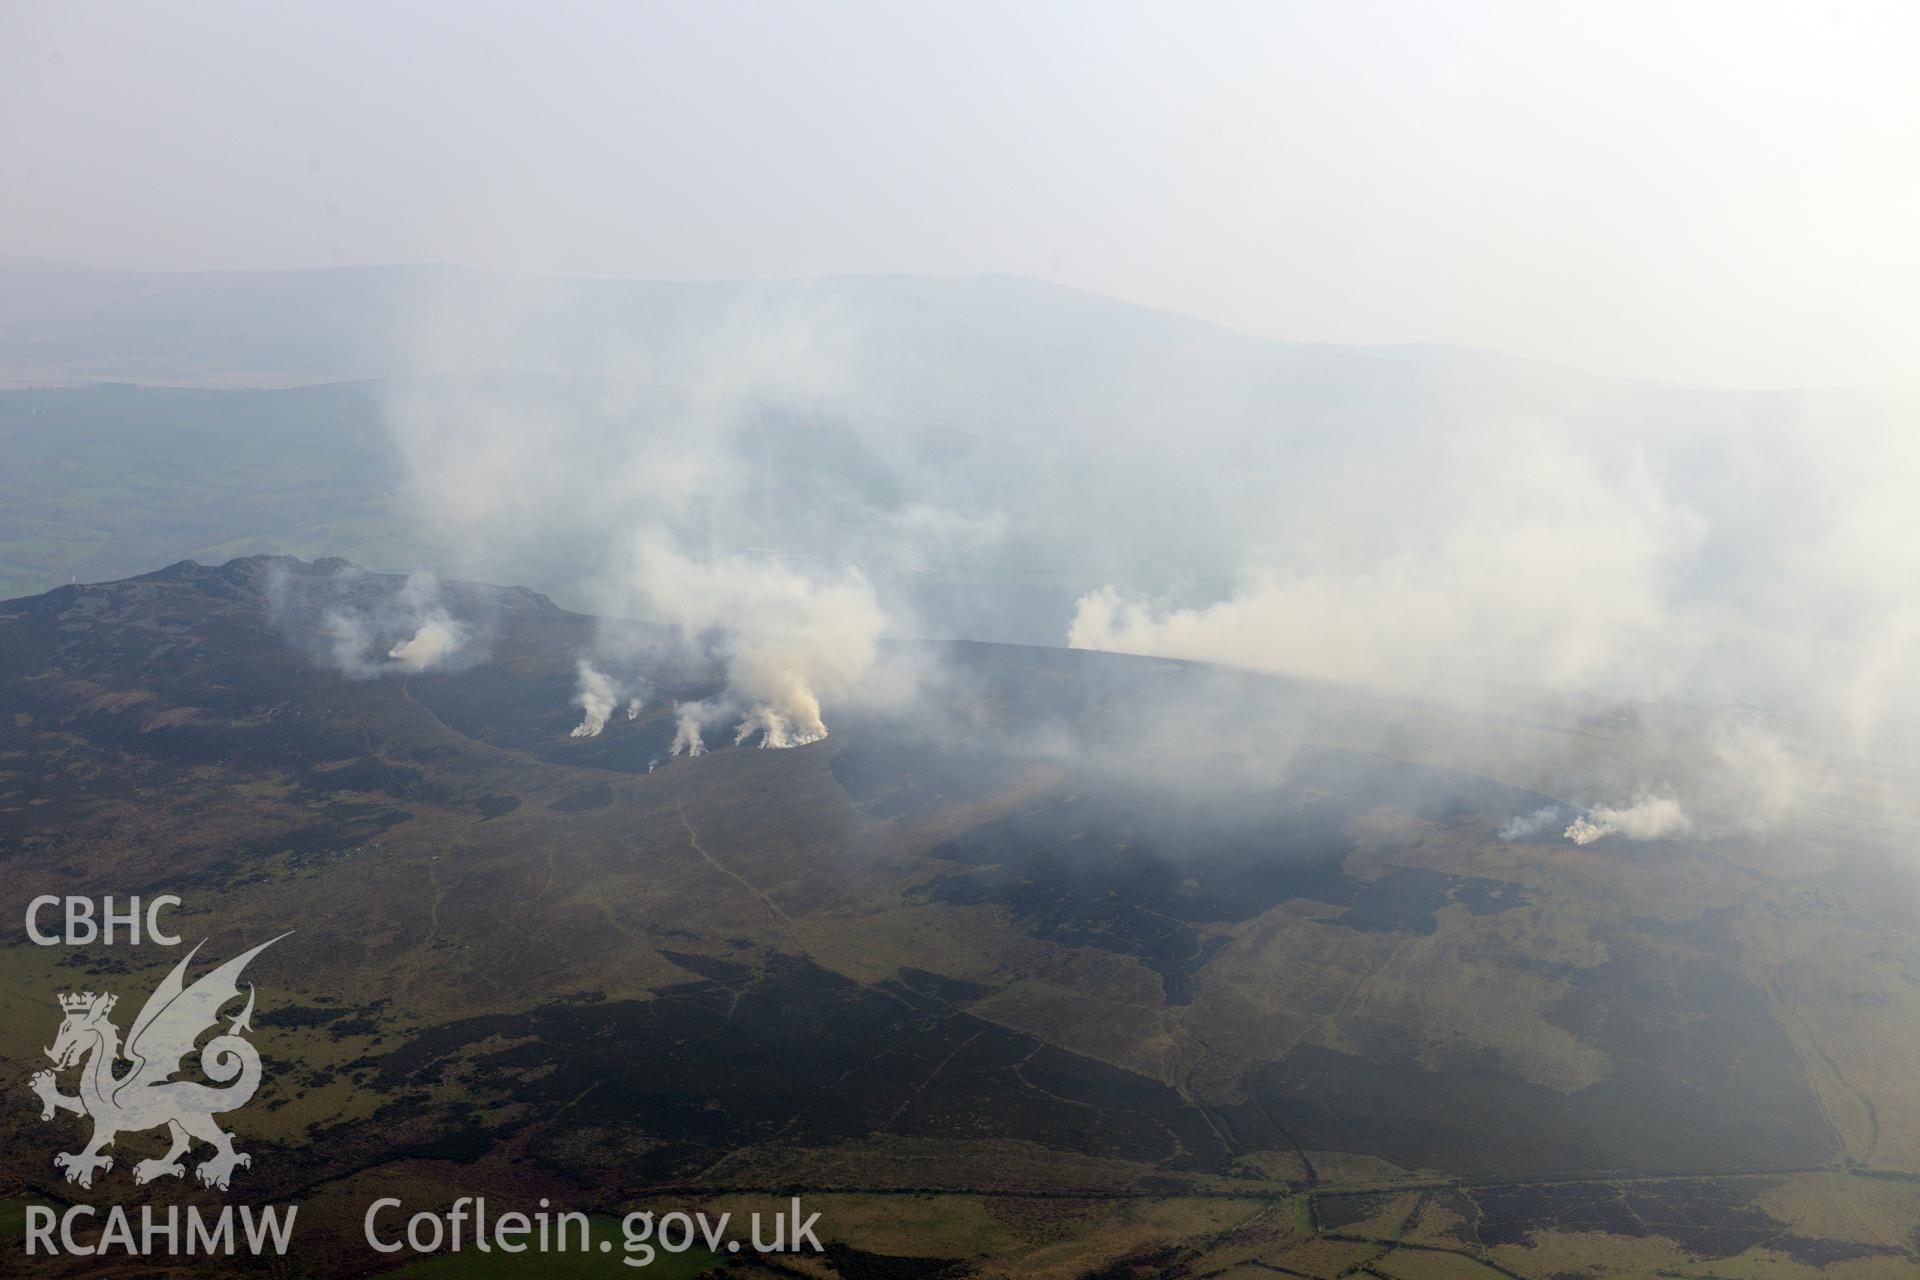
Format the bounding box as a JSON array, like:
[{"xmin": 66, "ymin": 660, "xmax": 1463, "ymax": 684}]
[
  {"xmin": 4, "ymin": 258, "xmax": 1914, "ymax": 730},
  {"xmin": 0, "ymin": 257, "xmax": 1660, "ymax": 391}
]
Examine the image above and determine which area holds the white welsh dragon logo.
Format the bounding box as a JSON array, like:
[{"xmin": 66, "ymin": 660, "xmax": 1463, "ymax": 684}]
[{"xmin": 27, "ymin": 935, "xmax": 286, "ymax": 1191}]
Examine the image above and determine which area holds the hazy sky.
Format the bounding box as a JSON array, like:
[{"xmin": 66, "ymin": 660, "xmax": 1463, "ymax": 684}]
[{"xmin": 3, "ymin": 1, "xmax": 1916, "ymax": 388}]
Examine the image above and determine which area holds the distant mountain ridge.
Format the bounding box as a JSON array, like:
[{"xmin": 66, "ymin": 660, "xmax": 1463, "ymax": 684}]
[
  {"xmin": 0, "ymin": 258, "xmax": 1881, "ymax": 642},
  {"xmin": 0, "ymin": 258, "xmax": 1545, "ymax": 390}
]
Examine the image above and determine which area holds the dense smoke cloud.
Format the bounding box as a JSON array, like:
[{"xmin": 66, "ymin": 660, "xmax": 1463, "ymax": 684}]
[
  {"xmin": 1065, "ymin": 388, "xmax": 1920, "ymax": 843},
  {"xmin": 363, "ymin": 270, "xmax": 1917, "ymax": 852},
  {"xmin": 1496, "ymin": 797, "xmax": 1693, "ymax": 847},
  {"xmin": 1563, "ymin": 795, "xmax": 1691, "ymax": 846},
  {"xmin": 386, "ymin": 619, "xmax": 465, "ymax": 672},
  {"xmin": 378, "ymin": 279, "xmax": 952, "ymax": 751},
  {"xmin": 624, "ymin": 535, "xmax": 886, "ymax": 752}
]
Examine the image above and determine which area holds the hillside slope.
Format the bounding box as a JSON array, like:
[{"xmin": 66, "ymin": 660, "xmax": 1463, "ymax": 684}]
[{"xmin": 4, "ymin": 559, "xmax": 1917, "ymax": 1276}]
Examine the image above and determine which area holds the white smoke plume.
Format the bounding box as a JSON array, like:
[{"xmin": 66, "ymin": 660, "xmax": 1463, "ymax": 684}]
[
  {"xmin": 734, "ymin": 703, "xmax": 823, "ymax": 749},
  {"xmin": 670, "ymin": 700, "xmax": 719, "ymax": 758},
  {"xmin": 314, "ymin": 570, "xmax": 472, "ymax": 679},
  {"xmin": 618, "ymin": 535, "xmax": 887, "ymax": 750},
  {"xmin": 379, "ymin": 283, "xmax": 938, "ymax": 759},
  {"xmin": 629, "ymin": 532, "xmax": 897, "ymax": 758},
  {"xmin": 1563, "ymin": 795, "xmax": 1692, "ymax": 845},
  {"xmin": 569, "ymin": 660, "xmax": 648, "ymax": 739},
  {"xmin": 567, "ymin": 661, "xmax": 650, "ymax": 738},
  {"xmin": 387, "ymin": 618, "xmax": 466, "ymax": 671},
  {"xmin": 1497, "ymin": 806, "xmax": 1564, "ymax": 841}
]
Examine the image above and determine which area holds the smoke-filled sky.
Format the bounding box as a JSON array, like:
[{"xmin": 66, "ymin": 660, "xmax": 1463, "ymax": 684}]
[{"xmin": 3, "ymin": 0, "xmax": 1917, "ymax": 389}]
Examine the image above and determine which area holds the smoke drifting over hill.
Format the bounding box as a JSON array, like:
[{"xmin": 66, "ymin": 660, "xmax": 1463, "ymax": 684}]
[
  {"xmin": 361, "ymin": 269, "xmax": 1918, "ymax": 854},
  {"xmin": 1065, "ymin": 389, "xmax": 1920, "ymax": 846},
  {"xmin": 377, "ymin": 281, "xmax": 943, "ymax": 751},
  {"xmin": 276, "ymin": 566, "xmax": 478, "ymax": 680}
]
